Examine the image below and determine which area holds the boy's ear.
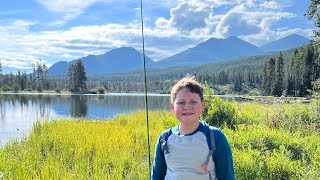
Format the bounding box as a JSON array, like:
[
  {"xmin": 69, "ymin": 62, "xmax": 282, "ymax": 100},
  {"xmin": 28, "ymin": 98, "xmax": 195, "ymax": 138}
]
[
  {"xmin": 170, "ymin": 103, "xmax": 174, "ymax": 111},
  {"xmin": 201, "ymin": 101, "xmax": 206, "ymax": 110}
]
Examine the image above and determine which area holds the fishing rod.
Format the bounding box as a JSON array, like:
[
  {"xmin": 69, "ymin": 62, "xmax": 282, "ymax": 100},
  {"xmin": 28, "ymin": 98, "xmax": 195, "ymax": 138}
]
[{"xmin": 140, "ymin": 0, "xmax": 152, "ymax": 178}]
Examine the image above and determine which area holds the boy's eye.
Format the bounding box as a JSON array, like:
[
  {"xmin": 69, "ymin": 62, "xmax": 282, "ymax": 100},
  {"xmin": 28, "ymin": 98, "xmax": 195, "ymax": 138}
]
[{"xmin": 176, "ymin": 102, "xmax": 185, "ymax": 105}]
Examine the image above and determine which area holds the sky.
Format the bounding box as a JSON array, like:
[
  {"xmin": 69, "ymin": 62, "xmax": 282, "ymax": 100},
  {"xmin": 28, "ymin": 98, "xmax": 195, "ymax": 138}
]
[{"xmin": 0, "ymin": 0, "xmax": 316, "ymax": 73}]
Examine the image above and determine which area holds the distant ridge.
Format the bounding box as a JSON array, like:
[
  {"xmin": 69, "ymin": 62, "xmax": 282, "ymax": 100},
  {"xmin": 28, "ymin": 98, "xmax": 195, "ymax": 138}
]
[
  {"xmin": 48, "ymin": 47, "xmax": 154, "ymax": 75},
  {"xmin": 260, "ymin": 34, "xmax": 310, "ymax": 52},
  {"xmin": 46, "ymin": 34, "xmax": 311, "ymax": 76},
  {"xmin": 151, "ymin": 36, "xmax": 264, "ymax": 68}
]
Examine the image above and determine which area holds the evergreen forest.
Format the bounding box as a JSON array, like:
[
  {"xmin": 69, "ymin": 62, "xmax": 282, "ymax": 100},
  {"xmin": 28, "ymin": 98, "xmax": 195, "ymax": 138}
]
[{"xmin": 0, "ymin": 43, "xmax": 319, "ymax": 97}]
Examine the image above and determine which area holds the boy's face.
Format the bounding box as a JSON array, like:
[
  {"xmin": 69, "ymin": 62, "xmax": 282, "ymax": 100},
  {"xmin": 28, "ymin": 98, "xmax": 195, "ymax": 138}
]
[{"xmin": 170, "ymin": 88, "xmax": 206, "ymax": 126}]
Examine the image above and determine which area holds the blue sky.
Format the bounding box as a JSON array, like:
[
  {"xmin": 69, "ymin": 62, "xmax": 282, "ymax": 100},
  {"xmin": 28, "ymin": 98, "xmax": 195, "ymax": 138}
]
[{"xmin": 0, "ymin": 0, "xmax": 316, "ymax": 73}]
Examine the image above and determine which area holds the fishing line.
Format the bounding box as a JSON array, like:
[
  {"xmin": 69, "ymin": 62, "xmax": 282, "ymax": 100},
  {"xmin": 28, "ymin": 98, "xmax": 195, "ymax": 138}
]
[{"xmin": 140, "ymin": 0, "xmax": 152, "ymax": 178}]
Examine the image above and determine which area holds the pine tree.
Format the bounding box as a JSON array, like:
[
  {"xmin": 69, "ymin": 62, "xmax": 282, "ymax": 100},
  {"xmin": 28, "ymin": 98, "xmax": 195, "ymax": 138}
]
[
  {"xmin": 306, "ymin": 1, "xmax": 320, "ymax": 40},
  {"xmin": 0, "ymin": 59, "xmax": 2, "ymax": 89},
  {"xmin": 267, "ymin": 58, "xmax": 276, "ymax": 95},
  {"xmin": 67, "ymin": 59, "xmax": 87, "ymax": 93},
  {"xmin": 272, "ymin": 53, "xmax": 284, "ymax": 96},
  {"xmin": 261, "ymin": 62, "xmax": 269, "ymax": 95},
  {"xmin": 233, "ymin": 72, "xmax": 243, "ymax": 92},
  {"xmin": 67, "ymin": 64, "xmax": 75, "ymax": 92},
  {"xmin": 75, "ymin": 59, "xmax": 87, "ymax": 91}
]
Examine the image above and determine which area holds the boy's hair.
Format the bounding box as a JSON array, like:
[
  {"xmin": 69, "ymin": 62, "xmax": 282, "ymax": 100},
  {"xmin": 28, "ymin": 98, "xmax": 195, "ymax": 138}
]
[{"xmin": 171, "ymin": 76, "xmax": 204, "ymax": 103}]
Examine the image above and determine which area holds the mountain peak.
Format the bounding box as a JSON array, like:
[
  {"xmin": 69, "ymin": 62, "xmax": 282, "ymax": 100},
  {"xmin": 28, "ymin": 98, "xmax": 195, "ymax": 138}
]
[
  {"xmin": 226, "ymin": 36, "xmax": 240, "ymax": 40},
  {"xmin": 260, "ymin": 34, "xmax": 310, "ymax": 52},
  {"xmin": 48, "ymin": 46, "xmax": 153, "ymax": 75},
  {"xmin": 152, "ymin": 36, "xmax": 263, "ymax": 68}
]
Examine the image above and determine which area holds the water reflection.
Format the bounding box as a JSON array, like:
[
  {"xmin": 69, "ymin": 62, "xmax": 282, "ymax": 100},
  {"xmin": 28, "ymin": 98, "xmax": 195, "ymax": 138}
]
[
  {"xmin": 0, "ymin": 93, "xmax": 170, "ymax": 147},
  {"xmin": 70, "ymin": 95, "xmax": 88, "ymax": 117}
]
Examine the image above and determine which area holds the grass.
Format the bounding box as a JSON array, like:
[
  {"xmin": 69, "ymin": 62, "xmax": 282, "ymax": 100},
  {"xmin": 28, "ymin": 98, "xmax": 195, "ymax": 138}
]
[{"xmin": 0, "ymin": 99, "xmax": 319, "ymax": 179}]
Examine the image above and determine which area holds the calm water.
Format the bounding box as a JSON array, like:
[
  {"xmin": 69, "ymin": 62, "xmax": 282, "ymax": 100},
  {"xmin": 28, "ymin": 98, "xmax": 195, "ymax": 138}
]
[{"xmin": 0, "ymin": 93, "xmax": 170, "ymax": 147}]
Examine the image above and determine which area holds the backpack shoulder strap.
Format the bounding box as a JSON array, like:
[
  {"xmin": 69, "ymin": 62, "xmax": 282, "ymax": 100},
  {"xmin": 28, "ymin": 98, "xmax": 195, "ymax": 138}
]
[
  {"xmin": 201, "ymin": 123, "xmax": 216, "ymax": 175},
  {"xmin": 209, "ymin": 128, "xmax": 216, "ymax": 152},
  {"xmin": 160, "ymin": 128, "xmax": 172, "ymax": 154}
]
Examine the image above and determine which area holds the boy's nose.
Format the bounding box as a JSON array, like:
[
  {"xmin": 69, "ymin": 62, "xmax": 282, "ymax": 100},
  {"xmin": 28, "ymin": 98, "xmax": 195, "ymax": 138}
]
[{"xmin": 183, "ymin": 103, "xmax": 192, "ymax": 110}]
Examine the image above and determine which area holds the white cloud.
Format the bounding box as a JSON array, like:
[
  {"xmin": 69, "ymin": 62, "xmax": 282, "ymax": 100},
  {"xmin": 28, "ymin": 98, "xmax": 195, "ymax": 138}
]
[
  {"xmin": 170, "ymin": 2, "xmax": 212, "ymax": 31},
  {"xmin": 0, "ymin": 0, "xmax": 314, "ymax": 72},
  {"xmin": 216, "ymin": 8, "xmax": 261, "ymax": 37},
  {"xmin": 36, "ymin": 0, "xmax": 101, "ymax": 13},
  {"xmin": 0, "ymin": 52, "xmax": 41, "ymax": 70},
  {"xmin": 215, "ymin": 3, "xmax": 296, "ymax": 39},
  {"xmin": 260, "ymin": 1, "xmax": 280, "ymax": 9},
  {"xmin": 153, "ymin": 0, "xmax": 300, "ymax": 42},
  {"xmin": 36, "ymin": 0, "xmax": 103, "ymax": 25}
]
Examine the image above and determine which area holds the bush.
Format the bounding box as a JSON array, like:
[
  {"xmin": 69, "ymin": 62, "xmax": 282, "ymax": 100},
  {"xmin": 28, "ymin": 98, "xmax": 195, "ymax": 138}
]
[
  {"xmin": 97, "ymin": 87, "xmax": 105, "ymax": 94},
  {"xmin": 55, "ymin": 88, "xmax": 61, "ymax": 93},
  {"xmin": 2, "ymin": 85, "xmax": 12, "ymax": 92},
  {"xmin": 203, "ymin": 97, "xmax": 237, "ymax": 129},
  {"xmin": 37, "ymin": 84, "xmax": 43, "ymax": 93},
  {"xmin": 13, "ymin": 84, "xmax": 19, "ymax": 92},
  {"xmin": 24, "ymin": 88, "xmax": 34, "ymax": 91}
]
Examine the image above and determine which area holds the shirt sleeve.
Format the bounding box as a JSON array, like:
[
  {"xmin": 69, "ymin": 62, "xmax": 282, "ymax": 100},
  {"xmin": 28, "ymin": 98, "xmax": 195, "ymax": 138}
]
[
  {"xmin": 214, "ymin": 129, "xmax": 235, "ymax": 180},
  {"xmin": 151, "ymin": 134, "xmax": 167, "ymax": 180}
]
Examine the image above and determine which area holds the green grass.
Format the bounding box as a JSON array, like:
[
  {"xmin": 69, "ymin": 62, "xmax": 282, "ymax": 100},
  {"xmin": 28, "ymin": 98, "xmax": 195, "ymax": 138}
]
[{"xmin": 0, "ymin": 100, "xmax": 319, "ymax": 179}]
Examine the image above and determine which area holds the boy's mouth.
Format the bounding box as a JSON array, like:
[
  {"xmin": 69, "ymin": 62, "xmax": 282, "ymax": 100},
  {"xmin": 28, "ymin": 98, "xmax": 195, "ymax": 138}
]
[{"xmin": 183, "ymin": 112, "xmax": 194, "ymax": 116}]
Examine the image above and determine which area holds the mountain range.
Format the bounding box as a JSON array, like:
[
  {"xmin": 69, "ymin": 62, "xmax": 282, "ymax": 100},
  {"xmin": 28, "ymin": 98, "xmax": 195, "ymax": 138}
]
[
  {"xmin": 48, "ymin": 34, "xmax": 310, "ymax": 75},
  {"xmin": 48, "ymin": 47, "xmax": 154, "ymax": 75}
]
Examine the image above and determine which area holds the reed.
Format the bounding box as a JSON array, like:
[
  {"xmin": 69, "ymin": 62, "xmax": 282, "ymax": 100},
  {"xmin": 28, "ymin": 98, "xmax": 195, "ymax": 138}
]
[{"xmin": 0, "ymin": 100, "xmax": 319, "ymax": 179}]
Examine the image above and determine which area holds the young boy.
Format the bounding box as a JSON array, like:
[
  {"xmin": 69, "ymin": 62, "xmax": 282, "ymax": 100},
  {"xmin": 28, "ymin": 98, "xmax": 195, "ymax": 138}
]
[{"xmin": 151, "ymin": 76, "xmax": 235, "ymax": 180}]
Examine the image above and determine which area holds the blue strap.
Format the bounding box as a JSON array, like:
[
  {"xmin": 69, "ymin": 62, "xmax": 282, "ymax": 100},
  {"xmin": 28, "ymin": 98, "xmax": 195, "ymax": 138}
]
[{"xmin": 160, "ymin": 129, "xmax": 171, "ymax": 154}]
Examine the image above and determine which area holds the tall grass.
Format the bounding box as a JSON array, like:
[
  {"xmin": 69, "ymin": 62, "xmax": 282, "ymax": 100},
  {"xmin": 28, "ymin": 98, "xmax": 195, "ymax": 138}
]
[{"xmin": 0, "ymin": 99, "xmax": 319, "ymax": 179}]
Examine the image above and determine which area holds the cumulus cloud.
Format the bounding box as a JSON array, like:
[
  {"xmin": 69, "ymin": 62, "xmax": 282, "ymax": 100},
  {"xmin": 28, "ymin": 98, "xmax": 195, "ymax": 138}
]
[
  {"xmin": 260, "ymin": 1, "xmax": 280, "ymax": 9},
  {"xmin": 153, "ymin": 0, "xmax": 303, "ymax": 43},
  {"xmin": 216, "ymin": 11, "xmax": 260, "ymax": 37},
  {"xmin": 0, "ymin": 0, "xmax": 315, "ymax": 72},
  {"xmin": 0, "ymin": 52, "xmax": 41, "ymax": 70},
  {"xmin": 170, "ymin": 2, "xmax": 212, "ymax": 31},
  {"xmin": 0, "ymin": 20, "xmax": 179, "ymax": 70},
  {"xmin": 215, "ymin": 4, "xmax": 296, "ymax": 38}
]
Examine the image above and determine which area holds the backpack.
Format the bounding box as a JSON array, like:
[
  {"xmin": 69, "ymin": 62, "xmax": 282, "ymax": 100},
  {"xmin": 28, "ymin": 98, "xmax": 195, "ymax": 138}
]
[{"xmin": 160, "ymin": 123, "xmax": 216, "ymax": 172}]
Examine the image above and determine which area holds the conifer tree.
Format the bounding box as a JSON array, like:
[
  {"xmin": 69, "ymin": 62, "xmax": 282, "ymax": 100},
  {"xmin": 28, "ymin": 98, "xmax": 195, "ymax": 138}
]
[
  {"xmin": 306, "ymin": 1, "xmax": 320, "ymax": 39},
  {"xmin": 261, "ymin": 62, "xmax": 269, "ymax": 95},
  {"xmin": 0, "ymin": 59, "xmax": 2, "ymax": 89},
  {"xmin": 273, "ymin": 53, "xmax": 284, "ymax": 96},
  {"xmin": 67, "ymin": 59, "xmax": 87, "ymax": 93},
  {"xmin": 267, "ymin": 58, "xmax": 276, "ymax": 95}
]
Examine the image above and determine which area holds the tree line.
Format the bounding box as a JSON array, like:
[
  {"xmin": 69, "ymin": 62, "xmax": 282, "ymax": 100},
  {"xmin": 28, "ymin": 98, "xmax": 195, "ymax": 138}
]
[
  {"xmin": 0, "ymin": 60, "xmax": 53, "ymax": 92},
  {"xmin": 0, "ymin": 59, "xmax": 88, "ymax": 93},
  {"xmin": 261, "ymin": 44, "xmax": 319, "ymax": 96},
  {"xmin": 0, "ymin": 46, "xmax": 319, "ymax": 96},
  {"xmin": 1, "ymin": 0, "xmax": 320, "ymax": 96}
]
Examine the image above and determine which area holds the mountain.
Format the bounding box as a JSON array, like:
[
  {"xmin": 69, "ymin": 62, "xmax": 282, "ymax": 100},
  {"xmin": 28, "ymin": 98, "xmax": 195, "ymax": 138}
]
[
  {"xmin": 48, "ymin": 47, "xmax": 154, "ymax": 75},
  {"xmin": 47, "ymin": 34, "xmax": 311, "ymax": 76},
  {"xmin": 48, "ymin": 61, "xmax": 68, "ymax": 75},
  {"xmin": 151, "ymin": 36, "xmax": 264, "ymax": 68},
  {"xmin": 260, "ymin": 34, "xmax": 310, "ymax": 52}
]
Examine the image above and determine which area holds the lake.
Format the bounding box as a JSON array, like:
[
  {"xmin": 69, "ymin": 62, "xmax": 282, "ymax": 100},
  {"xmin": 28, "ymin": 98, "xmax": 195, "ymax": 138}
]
[{"xmin": 0, "ymin": 93, "xmax": 171, "ymax": 147}]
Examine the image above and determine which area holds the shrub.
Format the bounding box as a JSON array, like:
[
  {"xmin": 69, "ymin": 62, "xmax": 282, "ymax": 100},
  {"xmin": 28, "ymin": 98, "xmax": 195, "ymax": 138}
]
[
  {"xmin": 13, "ymin": 84, "xmax": 19, "ymax": 92},
  {"xmin": 204, "ymin": 97, "xmax": 237, "ymax": 129},
  {"xmin": 2, "ymin": 85, "xmax": 12, "ymax": 92},
  {"xmin": 37, "ymin": 84, "xmax": 43, "ymax": 93},
  {"xmin": 24, "ymin": 88, "xmax": 34, "ymax": 91},
  {"xmin": 55, "ymin": 88, "xmax": 61, "ymax": 93},
  {"xmin": 97, "ymin": 86, "xmax": 105, "ymax": 94}
]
